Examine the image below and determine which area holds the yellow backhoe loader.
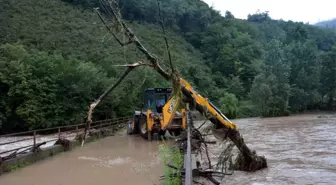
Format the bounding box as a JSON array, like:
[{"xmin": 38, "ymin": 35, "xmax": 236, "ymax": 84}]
[{"xmin": 126, "ymin": 77, "xmax": 237, "ymax": 141}]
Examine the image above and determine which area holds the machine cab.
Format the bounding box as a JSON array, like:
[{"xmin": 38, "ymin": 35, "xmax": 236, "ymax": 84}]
[{"xmin": 143, "ymin": 88, "xmax": 172, "ymax": 113}]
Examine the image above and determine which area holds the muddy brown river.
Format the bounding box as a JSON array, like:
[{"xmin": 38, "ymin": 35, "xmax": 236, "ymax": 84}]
[
  {"xmin": 0, "ymin": 113, "xmax": 335, "ymax": 185},
  {"xmin": 218, "ymin": 113, "xmax": 336, "ymax": 185}
]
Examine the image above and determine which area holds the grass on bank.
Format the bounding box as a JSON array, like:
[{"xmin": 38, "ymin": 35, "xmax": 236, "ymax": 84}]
[{"xmin": 158, "ymin": 142, "xmax": 184, "ymax": 185}]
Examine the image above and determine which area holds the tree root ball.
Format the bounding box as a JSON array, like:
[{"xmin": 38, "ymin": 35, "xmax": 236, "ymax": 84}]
[
  {"xmin": 75, "ymin": 133, "xmax": 85, "ymax": 141},
  {"xmin": 54, "ymin": 138, "xmax": 72, "ymax": 151},
  {"xmin": 232, "ymin": 151, "xmax": 267, "ymax": 172}
]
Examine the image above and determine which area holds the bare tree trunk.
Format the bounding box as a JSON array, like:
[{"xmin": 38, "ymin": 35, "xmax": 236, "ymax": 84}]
[
  {"xmin": 89, "ymin": 0, "xmax": 267, "ymax": 172},
  {"xmin": 181, "ymin": 87, "xmax": 267, "ymax": 171},
  {"xmin": 81, "ymin": 62, "xmax": 148, "ymax": 147}
]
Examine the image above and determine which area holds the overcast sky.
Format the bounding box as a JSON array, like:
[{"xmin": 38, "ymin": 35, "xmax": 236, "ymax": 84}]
[{"xmin": 202, "ymin": 0, "xmax": 335, "ymax": 24}]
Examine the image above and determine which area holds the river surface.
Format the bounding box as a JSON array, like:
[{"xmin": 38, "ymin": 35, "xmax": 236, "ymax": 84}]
[
  {"xmin": 0, "ymin": 113, "xmax": 335, "ymax": 185},
  {"xmin": 0, "ymin": 131, "xmax": 165, "ymax": 185},
  {"xmin": 218, "ymin": 113, "xmax": 336, "ymax": 185}
]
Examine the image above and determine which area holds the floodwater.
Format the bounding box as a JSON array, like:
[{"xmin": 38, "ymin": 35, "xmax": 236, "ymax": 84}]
[
  {"xmin": 0, "ymin": 131, "xmax": 166, "ymax": 185},
  {"xmin": 217, "ymin": 113, "xmax": 336, "ymax": 185},
  {"xmin": 0, "ymin": 113, "xmax": 336, "ymax": 185}
]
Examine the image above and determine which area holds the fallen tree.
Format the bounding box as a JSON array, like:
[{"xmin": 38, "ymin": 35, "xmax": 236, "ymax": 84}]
[{"xmin": 81, "ymin": 0, "xmax": 267, "ymax": 179}]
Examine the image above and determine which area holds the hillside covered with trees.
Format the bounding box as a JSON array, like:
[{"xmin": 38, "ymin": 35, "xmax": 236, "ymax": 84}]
[
  {"xmin": 1, "ymin": 0, "xmax": 336, "ymax": 133},
  {"xmin": 315, "ymin": 18, "xmax": 336, "ymax": 30}
]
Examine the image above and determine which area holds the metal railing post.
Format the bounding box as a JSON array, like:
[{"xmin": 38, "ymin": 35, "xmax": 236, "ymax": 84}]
[
  {"xmin": 185, "ymin": 103, "xmax": 192, "ymax": 185},
  {"xmin": 99, "ymin": 121, "xmax": 103, "ymax": 137},
  {"xmin": 33, "ymin": 131, "xmax": 36, "ymax": 153},
  {"xmin": 0, "ymin": 116, "xmax": 135, "ymax": 161}
]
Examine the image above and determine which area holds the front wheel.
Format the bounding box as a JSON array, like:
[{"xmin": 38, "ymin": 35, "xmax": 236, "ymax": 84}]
[{"xmin": 139, "ymin": 119, "xmax": 152, "ymax": 140}]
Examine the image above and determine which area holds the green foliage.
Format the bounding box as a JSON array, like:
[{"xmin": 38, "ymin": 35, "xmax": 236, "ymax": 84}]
[
  {"xmin": 225, "ymin": 76, "xmax": 245, "ymax": 99},
  {"xmin": 247, "ymin": 11, "xmax": 271, "ymax": 23},
  {"xmin": 225, "ymin": 11, "xmax": 235, "ymax": 19},
  {"xmin": 0, "ymin": 0, "xmax": 209, "ymax": 132},
  {"xmin": 0, "ymin": 44, "xmax": 110, "ymax": 131},
  {"xmin": 219, "ymin": 93, "xmax": 239, "ymax": 119},
  {"xmin": 1, "ymin": 0, "xmax": 336, "ymax": 132},
  {"xmin": 5, "ymin": 161, "xmax": 31, "ymax": 172},
  {"xmin": 285, "ymin": 40, "xmax": 322, "ymax": 112},
  {"xmin": 250, "ymin": 74, "xmax": 273, "ymax": 117},
  {"xmin": 237, "ymin": 100, "xmax": 258, "ymax": 118},
  {"xmin": 250, "ymin": 40, "xmax": 291, "ymax": 116},
  {"xmin": 158, "ymin": 144, "xmax": 183, "ymax": 185},
  {"xmin": 320, "ymin": 47, "xmax": 336, "ymax": 108}
]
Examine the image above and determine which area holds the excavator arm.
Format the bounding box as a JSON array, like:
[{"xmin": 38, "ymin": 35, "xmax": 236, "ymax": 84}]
[
  {"xmin": 180, "ymin": 78, "xmax": 237, "ymax": 130},
  {"xmin": 159, "ymin": 77, "xmax": 267, "ymax": 172},
  {"xmin": 160, "ymin": 77, "xmax": 237, "ymax": 131},
  {"xmin": 161, "ymin": 91, "xmax": 182, "ymax": 129}
]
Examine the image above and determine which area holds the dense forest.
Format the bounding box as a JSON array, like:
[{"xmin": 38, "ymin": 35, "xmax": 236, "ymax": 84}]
[{"xmin": 1, "ymin": 0, "xmax": 336, "ymax": 133}]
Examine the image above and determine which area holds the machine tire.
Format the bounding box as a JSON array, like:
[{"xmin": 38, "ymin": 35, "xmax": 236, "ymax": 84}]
[{"xmin": 139, "ymin": 119, "xmax": 150, "ymax": 140}]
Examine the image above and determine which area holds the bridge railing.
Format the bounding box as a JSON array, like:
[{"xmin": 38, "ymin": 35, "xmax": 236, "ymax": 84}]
[{"xmin": 0, "ymin": 116, "xmax": 131, "ymax": 160}]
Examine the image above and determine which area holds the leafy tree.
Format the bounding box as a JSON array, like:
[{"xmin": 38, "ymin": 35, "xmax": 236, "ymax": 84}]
[
  {"xmin": 219, "ymin": 92, "xmax": 239, "ymax": 119},
  {"xmin": 225, "ymin": 76, "xmax": 244, "ymax": 99},
  {"xmin": 250, "ymin": 74, "xmax": 273, "ymax": 116},
  {"xmin": 1, "ymin": 0, "xmax": 336, "ymax": 132},
  {"xmin": 247, "ymin": 11, "xmax": 271, "ymax": 23},
  {"xmin": 225, "ymin": 11, "xmax": 234, "ymax": 19},
  {"xmin": 285, "ymin": 40, "xmax": 321, "ymax": 111},
  {"xmin": 0, "ymin": 44, "xmax": 111, "ymax": 131},
  {"xmin": 251, "ymin": 40, "xmax": 291, "ymax": 116},
  {"xmin": 320, "ymin": 47, "xmax": 336, "ymax": 109}
]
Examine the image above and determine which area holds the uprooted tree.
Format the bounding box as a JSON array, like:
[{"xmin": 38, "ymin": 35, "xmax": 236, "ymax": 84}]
[{"xmin": 81, "ymin": 0, "xmax": 267, "ymax": 180}]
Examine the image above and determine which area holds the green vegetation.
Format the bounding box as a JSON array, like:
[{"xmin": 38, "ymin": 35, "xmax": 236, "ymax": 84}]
[
  {"xmin": 5, "ymin": 161, "xmax": 31, "ymax": 172},
  {"xmin": 1, "ymin": 0, "xmax": 336, "ymax": 132},
  {"xmin": 158, "ymin": 143, "xmax": 183, "ymax": 185}
]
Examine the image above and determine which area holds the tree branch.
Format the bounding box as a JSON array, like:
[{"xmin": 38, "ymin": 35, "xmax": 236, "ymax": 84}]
[
  {"xmin": 97, "ymin": 0, "xmax": 170, "ymax": 80},
  {"xmin": 81, "ymin": 61, "xmax": 148, "ymax": 147},
  {"xmin": 93, "ymin": 0, "xmax": 267, "ymax": 173},
  {"xmin": 156, "ymin": 0, "xmax": 174, "ymax": 72},
  {"xmin": 95, "ymin": 9, "xmax": 133, "ymax": 46}
]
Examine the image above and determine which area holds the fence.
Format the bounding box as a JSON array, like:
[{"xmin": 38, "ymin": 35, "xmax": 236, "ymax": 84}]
[{"xmin": 0, "ymin": 116, "xmax": 131, "ymax": 161}]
